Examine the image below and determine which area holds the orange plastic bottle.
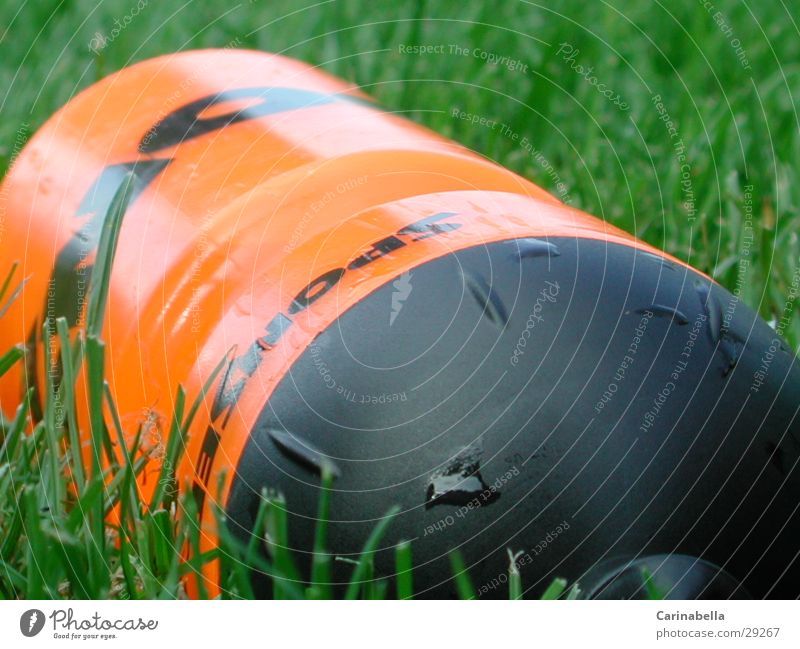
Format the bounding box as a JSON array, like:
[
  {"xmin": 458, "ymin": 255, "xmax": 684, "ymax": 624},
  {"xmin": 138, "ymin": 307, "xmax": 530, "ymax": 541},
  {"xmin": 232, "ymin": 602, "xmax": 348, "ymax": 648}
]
[{"xmin": 1, "ymin": 50, "xmax": 797, "ymax": 598}]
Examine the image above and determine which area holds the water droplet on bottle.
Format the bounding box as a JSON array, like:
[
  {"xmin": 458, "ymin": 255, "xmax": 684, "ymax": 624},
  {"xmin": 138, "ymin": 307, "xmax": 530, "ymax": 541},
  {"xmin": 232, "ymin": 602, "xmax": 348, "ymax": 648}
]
[
  {"xmin": 513, "ymin": 238, "xmax": 560, "ymax": 260},
  {"xmin": 636, "ymin": 249, "xmax": 677, "ymax": 272},
  {"xmin": 695, "ymin": 282, "xmax": 722, "ymax": 343},
  {"xmin": 635, "ymin": 304, "xmax": 688, "ymax": 325},
  {"xmin": 719, "ymin": 332, "xmax": 744, "ymax": 377},
  {"xmin": 425, "ymin": 437, "xmax": 500, "ymax": 508},
  {"xmin": 268, "ymin": 428, "xmax": 340, "ymax": 478}
]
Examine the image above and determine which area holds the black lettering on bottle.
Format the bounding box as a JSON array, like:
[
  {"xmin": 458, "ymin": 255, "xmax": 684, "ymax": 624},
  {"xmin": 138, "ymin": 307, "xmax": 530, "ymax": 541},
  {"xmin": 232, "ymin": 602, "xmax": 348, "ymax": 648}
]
[
  {"xmin": 209, "ymin": 342, "xmax": 263, "ymax": 426},
  {"xmin": 196, "ymin": 425, "xmax": 222, "ymax": 486},
  {"xmin": 347, "ymin": 235, "xmax": 406, "ymax": 270},
  {"xmin": 288, "ymin": 268, "xmax": 345, "ymax": 315},
  {"xmin": 191, "ymin": 481, "xmax": 207, "ymax": 512},
  {"xmin": 260, "ymin": 312, "xmax": 293, "ymax": 348},
  {"xmin": 397, "ymin": 211, "xmax": 461, "ymax": 241},
  {"xmin": 138, "ymin": 87, "xmax": 342, "ymax": 154}
]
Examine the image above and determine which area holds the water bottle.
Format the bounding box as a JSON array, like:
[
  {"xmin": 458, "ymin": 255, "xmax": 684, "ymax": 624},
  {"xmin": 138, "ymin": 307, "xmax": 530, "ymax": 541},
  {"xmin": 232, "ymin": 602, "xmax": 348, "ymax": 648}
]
[{"xmin": 0, "ymin": 49, "xmax": 797, "ymax": 598}]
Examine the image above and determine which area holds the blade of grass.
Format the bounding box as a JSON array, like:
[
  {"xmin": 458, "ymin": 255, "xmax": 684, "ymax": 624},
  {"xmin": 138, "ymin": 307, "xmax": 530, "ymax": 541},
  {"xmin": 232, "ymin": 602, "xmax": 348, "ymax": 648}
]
[
  {"xmin": 508, "ymin": 549, "xmax": 523, "ymax": 600},
  {"xmin": 40, "ymin": 319, "xmax": 64, "ymax": 517},
  {"xmin": 86, "ymin": 171, "xmax": 134, "ymax": 339},
  {"xmin": 307, "ymin": 468, "xmax": 334, "ymax": 599},
  {"xmin": 181, "ymin": 347, "xmax": 235, "ymax": 432},
  {"xmin": 149, "ymin": 386, "xmax": 185, "ymax": 510},
  {"xmin": 540, "ymin": 577, "xmax": 567, "ymax": 600},
  {"xmin": 0, "ymin": 261, "xmax": 18, "ymax": 304},
  {"xmin": 368, "ymin": 578, "xmax": 388, "ymax": 599},
  {"xmin": 449, "ymin": 550, "xmax": 476, "ymax": 600},
  {"xmin": 344, "ymin": 505, "xmax": 400, "ymax": 600},
  {"xmin": 85, "ymin": 335, "xmax": 107, "ymax": 482},
  {"xmin": 84, "ymin": 336, "xmax": 111, "ymax": 596},
  {"xmin": 56, "ymin": 317, "xmax": 85, "ymax": 493},
  {"xmin": 642, "ymin": 567, "xmax": 665, "ymax": 600},
  {"xmin": 147, "ymin": 509, "xmax": 174, "ymax": 576},
  {"xmin": 395, "ymin": 540, "xmax": 413, "ymax": 600},
  {"xmin": 0, "ymin": 345, "xmax": 22, "ymax": 377},
  {"xmin": 214, "ymin": 499, "xmax": 310, "ymax": 599},
  {"xmin": 148, "ymin": 347, "xmax": 230, "ymax": 511},
  {"xmin": 23, "ymin": 486, "xmax": 50, "ymax": 598},
  {"xmin": 0, "ymin": 262, "xmax": 30, "ymax": 320},
  {"xmin": 180, "ymin": 489, "xmax": 209, "ymax": 600},
  {"xmin": 263, "ymin": 492, "xmax": 302, "ymax": 599},
  {"xmin": 0, "ymin": 559, "xmax": 25, "ymax": 593},
  {"xmin": 0, "ymin": 389, "xmax": 31, "ymax": 464},
  {"xmin": 117, "ymin": 536, "xmax": 139, "ymax": 600}
]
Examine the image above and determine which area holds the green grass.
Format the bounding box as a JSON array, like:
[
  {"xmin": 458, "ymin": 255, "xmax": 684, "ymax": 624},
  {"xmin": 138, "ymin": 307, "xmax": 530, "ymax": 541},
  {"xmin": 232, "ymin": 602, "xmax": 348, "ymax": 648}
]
[{"xmin": 0, "ymin": 0, "xmax": 797, "ymax": 599}]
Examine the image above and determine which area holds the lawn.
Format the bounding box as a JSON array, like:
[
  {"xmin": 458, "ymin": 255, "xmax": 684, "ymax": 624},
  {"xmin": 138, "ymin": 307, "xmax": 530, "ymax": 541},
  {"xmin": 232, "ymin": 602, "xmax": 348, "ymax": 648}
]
[{"xmin": 0, "ymin": 0, "xmax": 798, "ymax": 599}]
